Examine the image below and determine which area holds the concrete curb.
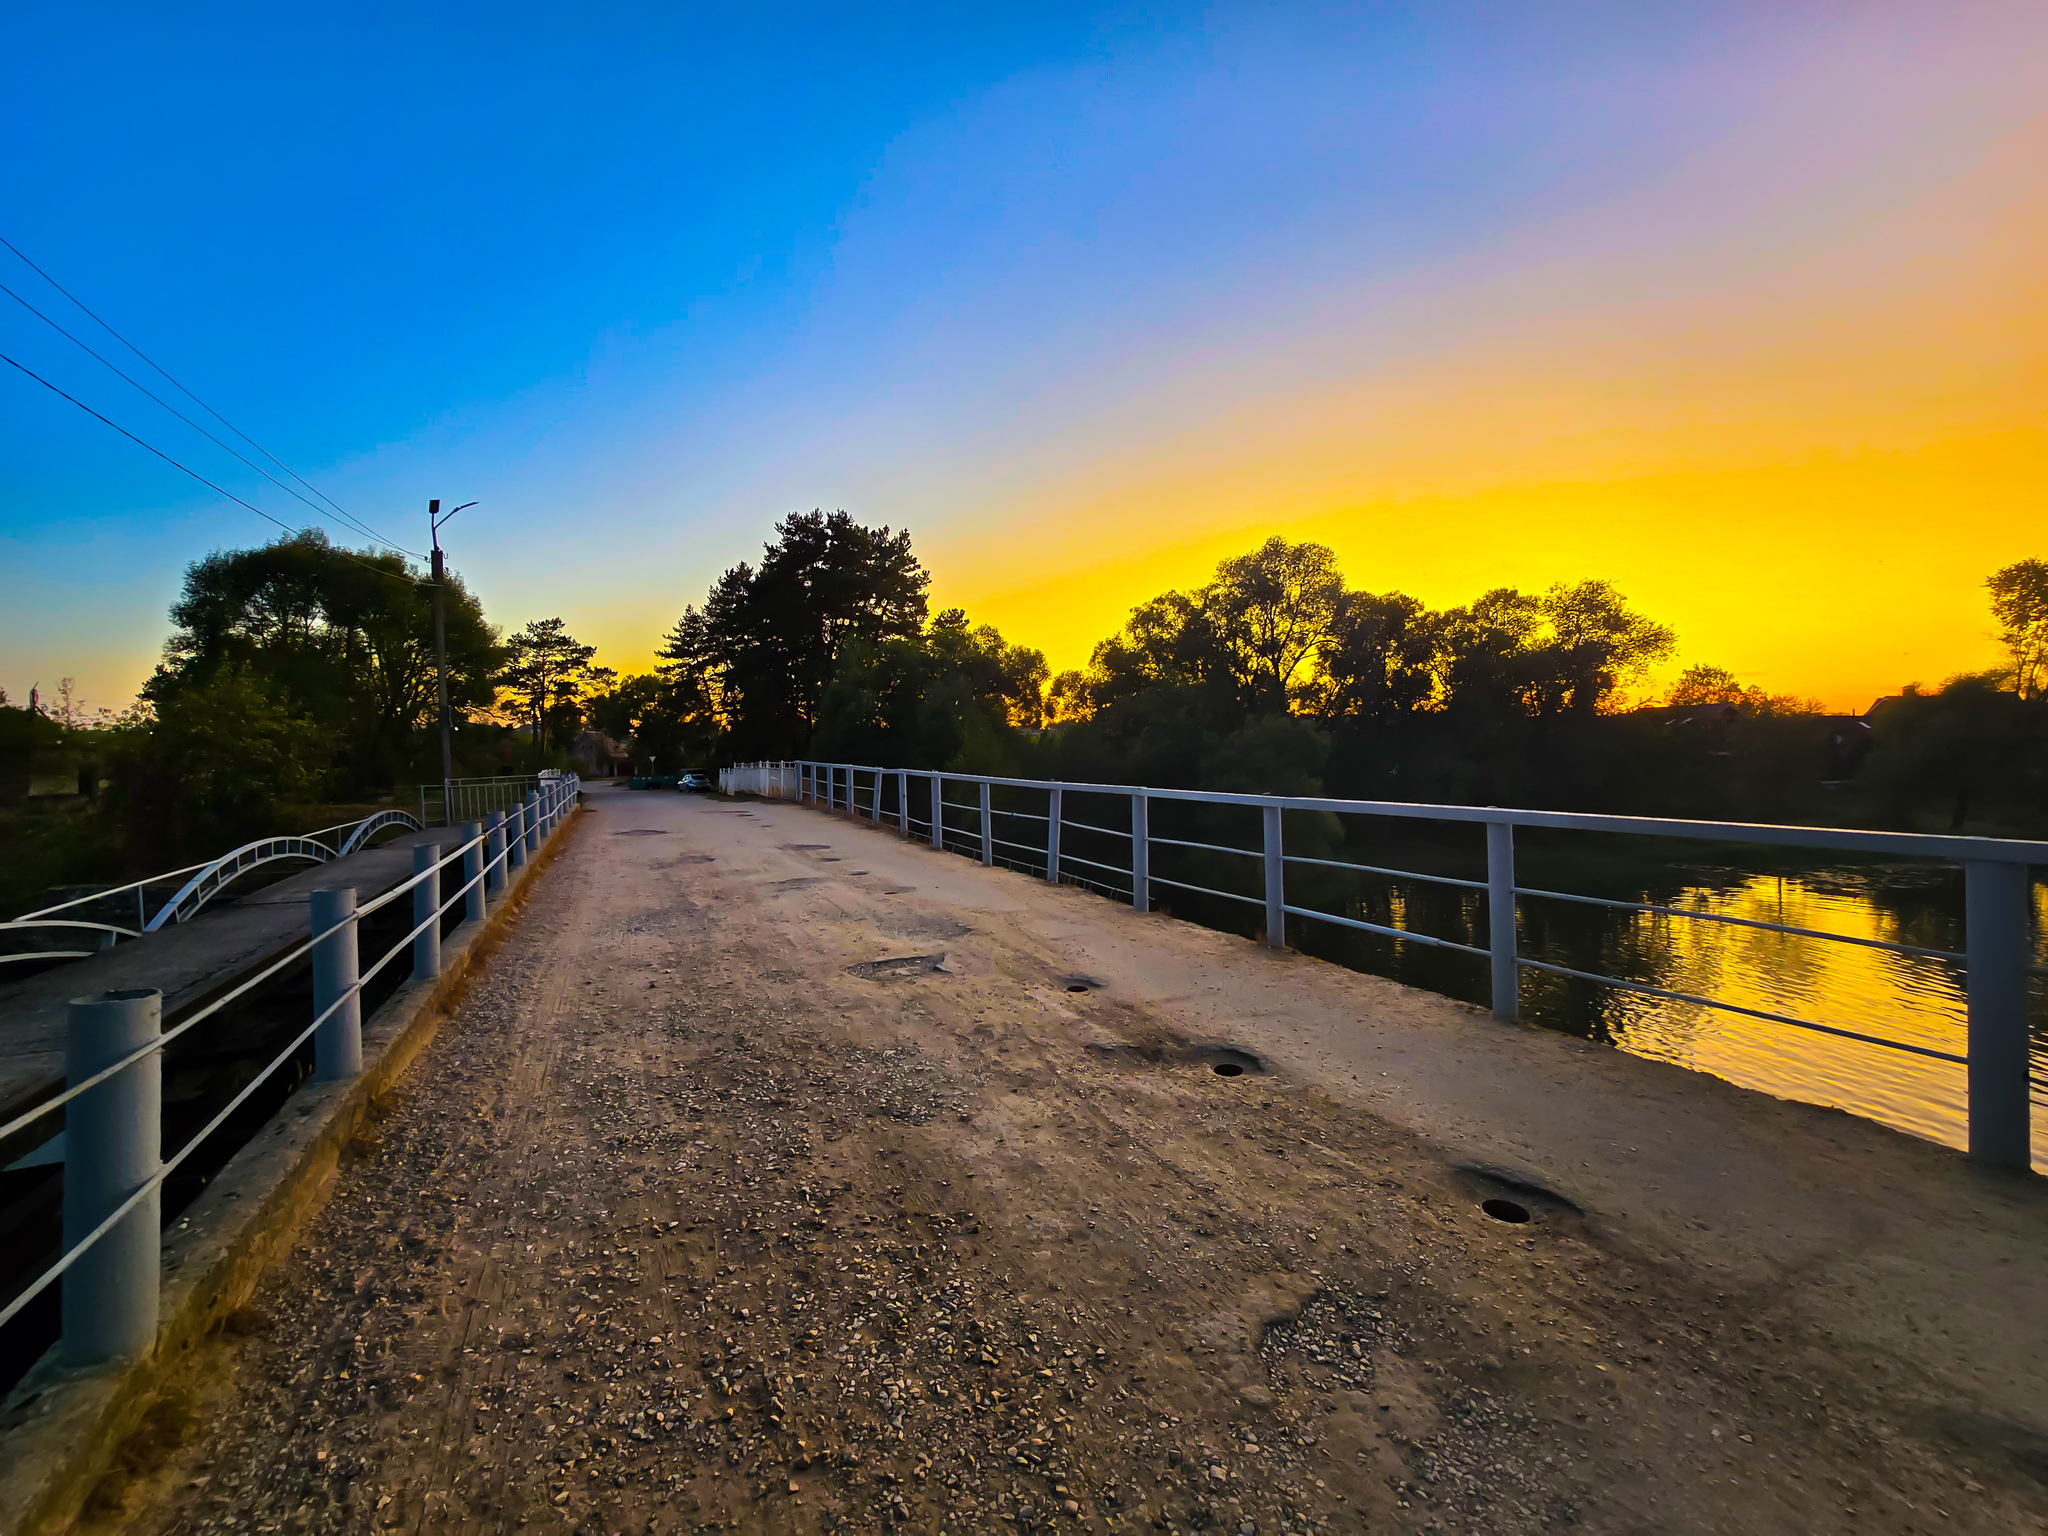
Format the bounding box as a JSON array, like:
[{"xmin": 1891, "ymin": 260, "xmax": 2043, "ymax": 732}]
[{"xmin": 0, "ymin": 801, "xmax": 589, "ymax": 1536}]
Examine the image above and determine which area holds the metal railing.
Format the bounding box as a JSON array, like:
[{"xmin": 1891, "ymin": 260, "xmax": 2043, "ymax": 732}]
[
  {"xmin": 0, "ymin": 776, "xmax": 581, "ymax": 1366},
  {"xmin": 413, "ymin": 774, "xmax": 560, "ymax": 829},
  {"xmin": 2, "ymin": 810, "xmax": 430, "ymax": 963},
  {"xmin": 724, "ymin": 759, "xmax": 2046, "ymax": 1171}
]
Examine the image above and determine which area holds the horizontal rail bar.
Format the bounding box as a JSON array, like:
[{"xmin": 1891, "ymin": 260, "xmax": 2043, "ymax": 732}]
[
  {"xmin": 1282, "ymin": 903, "xmax": 1492, "ymax": 957},
  {"xmin": 1514, "ymin": 885, "xmax": 1967, "ymax": 961},
  {"xmin": 1147, "ymin": 874, "xmax": 1265, "ymax": 908},
  {"xmin": 1060, "ymin": 851, "xmax": 1134, "ymax": 878},
  {"xmin": 1514, "ymin": 957, "xmax": 1969, "ymax": 1064},
  {"xmin": 1283, "ymin": 853, "xmax": 1486, "ymax": 891},
  {"xmin": 11, "ymin": 861, "xmax": 213, "ymax": 920},
  {"xmin": 1150, "ymin": 835, "xmax": 1262, "ymax": 859},
  {"xmin": 1061, "ymin": 822, "xmax": 1134, "ymax": 840}
]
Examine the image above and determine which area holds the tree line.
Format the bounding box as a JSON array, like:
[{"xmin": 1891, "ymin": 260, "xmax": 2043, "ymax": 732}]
[
  {"xmin": 629, "ymin": 518, "xmax": 2048, "ymax": 834},
  {"xmin": 8, "ymin": 517, "xmax": 2046, "ymax": 912},
  {"xmin": 1, "ymin": 529, "xmax": 620, "ymax": 881}
]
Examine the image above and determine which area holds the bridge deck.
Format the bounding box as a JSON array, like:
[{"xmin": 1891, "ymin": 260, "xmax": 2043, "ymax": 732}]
[
  {"xmin": 100, "ymin": 785, "xmax": 2048, "ymax": 1533},
  {"xmin": 0, "ymin": 828, "xmax": 449, "ymax": 1135}
]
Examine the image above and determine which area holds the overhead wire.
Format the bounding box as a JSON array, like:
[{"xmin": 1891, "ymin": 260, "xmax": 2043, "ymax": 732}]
[
  {"xmin": 0, "ymin": 277, "xmax": 416, "ymax": 556},
  {"xmin": 0, "ymin": 347, "xmax": 429, "ymax": 592},
  {"xmin": 0, "ymin": 233, "xmax": 422, "ymax": 557}
]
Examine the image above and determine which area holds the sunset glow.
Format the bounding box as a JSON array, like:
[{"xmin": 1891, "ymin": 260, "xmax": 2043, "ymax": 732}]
[{"xmin": 2, "ymin": 5, "xmax": 2043, "ymax": 712}]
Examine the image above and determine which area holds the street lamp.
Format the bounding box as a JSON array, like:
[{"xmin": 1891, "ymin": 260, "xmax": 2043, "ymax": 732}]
[{"xmin": 428, "ymin": 500, "xmax": 478, "ymax": 818}]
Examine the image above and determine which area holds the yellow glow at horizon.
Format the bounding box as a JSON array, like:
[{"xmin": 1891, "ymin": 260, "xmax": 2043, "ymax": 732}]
[{"xmin": 920, "ymin": 107, "xmax": 2048, "ymax": 713}]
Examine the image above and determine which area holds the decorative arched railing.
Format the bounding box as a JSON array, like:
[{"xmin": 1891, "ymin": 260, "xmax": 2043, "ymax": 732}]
[
  {"xmin": 336, "ymin": 808, "xmax": 423, "ymax": 857},
  {"xmin": 142, "ymin": 837, "xmax": 339, "ymax": 931},
  {"xmin": 0, "ymin": 919, "xmax": 139, "ymax": 964}
]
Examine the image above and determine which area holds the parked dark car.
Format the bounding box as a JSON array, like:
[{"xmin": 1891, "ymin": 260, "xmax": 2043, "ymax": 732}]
[{"xmin": 680, "ymin": 771, "xmax": 713, "ymax": 792}]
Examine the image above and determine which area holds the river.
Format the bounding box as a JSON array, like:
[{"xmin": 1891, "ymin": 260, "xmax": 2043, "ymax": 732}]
[{"xmin": 1279, "ymin": 853, "xmax": 2048, "ymax": 1173}]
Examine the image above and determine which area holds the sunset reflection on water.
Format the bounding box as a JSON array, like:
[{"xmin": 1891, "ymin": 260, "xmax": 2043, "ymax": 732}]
[{"xmin": 1522, "ymin": 872, "xmax": 2048, "ymax": 1170}]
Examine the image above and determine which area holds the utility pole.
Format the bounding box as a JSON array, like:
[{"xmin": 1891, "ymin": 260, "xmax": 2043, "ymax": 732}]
[{"xmin": 428, "ymin": 499, "xmax": 477, "ymax": 825}]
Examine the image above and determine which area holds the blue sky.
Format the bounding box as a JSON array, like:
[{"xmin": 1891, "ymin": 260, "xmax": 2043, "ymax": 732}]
[{"xmin": 4, "ymin": 3, "xmax": 2041, "ymax": 710}]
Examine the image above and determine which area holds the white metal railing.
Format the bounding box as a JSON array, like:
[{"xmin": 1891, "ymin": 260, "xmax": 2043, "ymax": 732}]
[
  {"xmin": 0, "ymin": 775, "xmax": 581, "ymax": 1365},
  {"xmin": 2, "ymin": 809, "xmax": 432, "ymax": 962},
  {"xmin": 728, "ymin": 759, "xmax": 2046, "ymax": 1172},
  {"xmin": 719, "ymin": 762, "xmax": 800, "ymax": 797}
]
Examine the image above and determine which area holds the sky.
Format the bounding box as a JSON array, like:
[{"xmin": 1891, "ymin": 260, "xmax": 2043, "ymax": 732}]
[{"xmin": 2, "ymin": 2, "xmax": 2044, "ymax": 715}]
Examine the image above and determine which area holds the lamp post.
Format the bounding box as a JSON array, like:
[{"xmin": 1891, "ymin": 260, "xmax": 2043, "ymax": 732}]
[{"xmin": 428, "ymin": 500, "xmax": 477, "ymax": 823}]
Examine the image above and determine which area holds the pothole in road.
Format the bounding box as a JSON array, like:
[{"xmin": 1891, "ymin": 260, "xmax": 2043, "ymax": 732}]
[
  {"xmin": 674, "ymin": 853, "xmax": 716, "ymax": 864},
  {"xmin": 613, "ymin": 829, "xmax": 670, "ymax": 836},
  {"xmin": 1060, "ymin": 975, "xmax": 1103, "ymax": 994},
  {"xmin": 848, "ymin": 953, "xmax": 948, "ymax": 981},
  {"xmin": 1482, "ymin": 1199, "xmax": 1531, "ymax": 1224},
  {"xmin": 784, "ymin": 843, "xmax": 832, "ymax": 851}
]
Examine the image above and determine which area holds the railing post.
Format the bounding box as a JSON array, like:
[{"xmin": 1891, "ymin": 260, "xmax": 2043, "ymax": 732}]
[
  {"xmin": 311, "ymin": 887, "xmax": 363, "ymax": 1081},
  {"xmin": 930, "ymin": 773, "xmax": 943, "ymax": 850},
  {"xmin": 524, "ymin": 791, "xmax": 541, "ymax": 857},
  {"xmin": 1262, "ymin": 803, "xmax": 1285, "ymax": 949},
  {"xmin": 459, "ymin": 822, "xmax": 485, "ymax": 923},
  {"xmin": 1487, "ymin": 821, "xmax": 1519, "ymax": 1021},
  {"xmin": 507, "ymin": 802, "xmax": 528, "ymax": 871},
  {"xmin": 61, "ymin": 987, "xmax": 162, "ymax": 1364},
  {"xmin": 1965, "ymin": 859, "xmax": 2032, "ymax": 1169},
  {"xmin": 899, "ymin": 769, "xmax": 911, "ymax": 835},
  {"xmin": 412, "ymin": 843, "xmax": 442, "ymax": 981},
  {"xmin": 979, "ymin": 781, "xmax": 994, "ymax": 866},
  {"xmin": 485, "ymin": 811, "xmax": 507, "ymax": 894},
  {"xmin": 1132, "ymin": 793, "xmax": 1149, "ymax": 912},
  {"xmin": 1046, "ymin": 787, "xmax": 1063, "ymax": 884}
]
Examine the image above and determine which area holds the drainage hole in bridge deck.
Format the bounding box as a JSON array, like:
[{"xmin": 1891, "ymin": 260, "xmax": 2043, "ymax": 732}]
[{"xmin": 1204, "ymin": 1047, "xmax": 1263, "ymax": 1077}]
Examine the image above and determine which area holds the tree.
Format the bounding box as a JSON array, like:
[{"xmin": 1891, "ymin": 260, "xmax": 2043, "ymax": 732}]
[
  {"xmin": 1861, "ymin": 674, "xmax": 2046, "ymax": 830},
  {"xmin": 811, "ymin": 609, "xmax": 1048, "ymax": 768},
  {"xmin": 586, "ymin": 670, "xmax": 720, "ymax": 771},
  {"xmin": 1314, "ymin": 590, "xmax": 1443, "ymax": 722},
  {"xmin": 150, "ymin": 529, "xmax": 500, "ymax": 788},
  {"xmin": 1666, "ymin": 664, "xmax": 1822, "ymax": 718},
  {"xmin": 1988, "ymin": 558, "xmax": 2048, "ymax": 700},
  {"xmin": 1202, "ymin": 537, "xmax": 1344, "ymax": 710},
  {"xmin": 104, "ymin": 669, "xmax": 331, "ymax": 861},
  {"xmin": 681, "ymin": 510, "xmax": 931, "ymax": 755},
  {"xmin": 1538, "ymin": 580, "xmax": 1675, "ymax": 715},
  {"xmin": 499, "ymin": 618, "xmax": 606, "ymax": 756},
  {"xmin": 1045, "ymin": 670, "xmax": 1092, "ymax": 726}
]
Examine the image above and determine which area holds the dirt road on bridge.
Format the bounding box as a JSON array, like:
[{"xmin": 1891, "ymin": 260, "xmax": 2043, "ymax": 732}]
[{"xmin": 98, "ymin": 788, "xmax": 2044, "ymax": 1535}]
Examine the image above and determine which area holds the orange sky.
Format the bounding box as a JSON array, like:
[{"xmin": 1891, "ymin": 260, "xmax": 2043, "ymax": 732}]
[{"xmin": 915, "ymin": 91, "xmax": 2048, "ymax": 713}]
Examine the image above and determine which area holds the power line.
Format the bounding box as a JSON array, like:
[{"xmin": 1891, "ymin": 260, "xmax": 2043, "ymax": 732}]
[
  {"xmin": 0, "ymin": 233, "xmax": 420, "ymax": 557},
  {"xmin": 0, "ymin": 277, "xmax": 417, "ymax": 556},
  {"xmin": 0, "ymin": 347, "xmax": 428, "ymax": 591}
]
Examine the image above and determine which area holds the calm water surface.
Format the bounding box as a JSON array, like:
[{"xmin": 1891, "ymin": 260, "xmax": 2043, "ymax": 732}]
[{"xmin": 1288, "ymin": 858, "xmax": 2048, "ymax": 1172}]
